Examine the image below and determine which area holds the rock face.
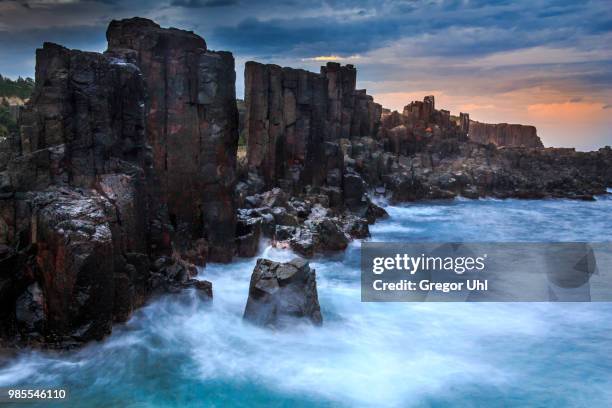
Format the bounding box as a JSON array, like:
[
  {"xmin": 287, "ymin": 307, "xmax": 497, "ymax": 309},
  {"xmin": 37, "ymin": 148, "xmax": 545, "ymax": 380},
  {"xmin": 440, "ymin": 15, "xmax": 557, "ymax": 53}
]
[
  {"xmin": 0, "ymin": 23, "xmax": 215, "ymax": 347},
  {"xmin": 468, "ymin": 120, "xmax": 543, "ymax": 148},
  {"xmin": 321, "ymin": 63, "xmax": 382, "ymax": 140},
  {"xmin": 383, "ymin": 141, "xmax": 612, "ymax": 202},
  {"xmin": 244, "ymin": 62, "xmax": 328, "ymax": 190},
  {"xmin": 243, "ymin": 257, "xmax": 322, "ymax": 327},
  {"xmin": 244, "ymin": 61, "xmax": 381, "ymax": 195},
  {"xmin": 106, "ymin": 17, "xmax": 239, "ymax": 262},
  {"xmin": 377, "ymin": 96, "xmax": 467, "ymax": 157}
]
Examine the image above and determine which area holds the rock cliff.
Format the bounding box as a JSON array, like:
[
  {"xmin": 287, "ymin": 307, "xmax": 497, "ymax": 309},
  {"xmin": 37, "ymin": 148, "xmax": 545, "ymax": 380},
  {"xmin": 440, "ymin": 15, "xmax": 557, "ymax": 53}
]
[
  {"xmin": 244, "ymin": 62, "xmax": 328, "ymax": 190},
  {"xmin": 106, "ymin": 17, "xmax": 239, "ymax": 262},
  {"xmin": 468, "ymin": 120, "xmax": 543, "ymax": 148},
  {"xmin": 0, "ymin": 20, "xmax": 225, "ymax": 346}
]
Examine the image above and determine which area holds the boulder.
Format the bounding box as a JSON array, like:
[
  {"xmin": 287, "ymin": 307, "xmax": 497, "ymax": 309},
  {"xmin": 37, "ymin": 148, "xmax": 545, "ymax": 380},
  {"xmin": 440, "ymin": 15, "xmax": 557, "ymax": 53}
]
[{"xmin": 243, "ymin": 258, "xmax": 322, "ymax": 327}]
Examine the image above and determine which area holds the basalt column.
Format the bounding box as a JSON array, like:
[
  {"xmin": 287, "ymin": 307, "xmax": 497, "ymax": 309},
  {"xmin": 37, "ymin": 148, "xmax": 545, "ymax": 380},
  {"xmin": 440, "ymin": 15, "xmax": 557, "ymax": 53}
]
[
  {"xmin": 0, "ymin": 42, "xmax": 163, "ymax": 344},
  {"xmin": 106, "ymin": 17, "xmax": 239, "ymax": 262},
  {"xmin": 244, "ymin": 62, "xmax": 329, "ymax": 191},
  {"xmin": 321, "ymin": 62, "xmax": 357, "ymax": 140}
]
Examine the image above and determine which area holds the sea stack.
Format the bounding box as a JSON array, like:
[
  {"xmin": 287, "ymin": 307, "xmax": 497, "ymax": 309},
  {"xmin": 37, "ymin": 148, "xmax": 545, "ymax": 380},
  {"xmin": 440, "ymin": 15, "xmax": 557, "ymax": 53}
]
[{"xmin": 244, "ymin": 257, "xmax": 323, "ymax": 327}]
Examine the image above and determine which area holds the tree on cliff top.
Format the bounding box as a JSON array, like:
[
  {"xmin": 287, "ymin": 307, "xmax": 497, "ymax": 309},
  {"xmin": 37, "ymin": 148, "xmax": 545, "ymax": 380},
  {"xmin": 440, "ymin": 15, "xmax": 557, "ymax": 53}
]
[{"xmin": 0, "ymin": 74, "xmax": 34, "ymax": 100}]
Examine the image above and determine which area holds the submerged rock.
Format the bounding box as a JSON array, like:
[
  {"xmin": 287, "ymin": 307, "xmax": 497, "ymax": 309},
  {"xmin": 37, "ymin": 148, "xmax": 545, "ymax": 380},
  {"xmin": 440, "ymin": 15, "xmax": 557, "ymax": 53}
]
[{"xmin": 243, "ymin": 258, "xmax": 322, "ymax": 327}]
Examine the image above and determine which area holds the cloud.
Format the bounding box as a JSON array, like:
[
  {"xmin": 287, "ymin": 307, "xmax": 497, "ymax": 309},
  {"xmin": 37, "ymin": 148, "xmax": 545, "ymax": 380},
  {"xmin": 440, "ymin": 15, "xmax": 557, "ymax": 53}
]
[
  {"xmin": 0, "ymin": 0, "xmax": 610, "ymax": 148},
  {"xmin": 171, "ymin": 0, "xmax": 238, "ymax": 7}
]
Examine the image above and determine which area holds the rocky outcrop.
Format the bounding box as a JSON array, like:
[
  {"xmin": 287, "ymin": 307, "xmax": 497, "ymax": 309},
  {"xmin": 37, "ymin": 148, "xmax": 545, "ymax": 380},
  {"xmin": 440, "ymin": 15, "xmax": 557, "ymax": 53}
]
[
  {"xmin": 243, "ymin": 257, "xmax": 322, "ymax": 327},
  {"xmin": 106, "ymin": 17, "xmax": 239, "ymax": 262},
  {"xmin": 321, "ymin": 62, "xmax": 382, "ymax": 140},
  {"xmin": 0, "ymin": 28, "xmax": 213, "ymax": 347},
  {"xmin": 244, "ymin": 61, "xmax": 381, "ymax": 196},
  {"xmin": 236, "ymin": 186, "xmax": 383, "ymax": 257},
  {"xmin": 378, "ymin": 96, "xmax": 468, "ymax": 157},
  {"xmin": 468, "ymin": 120, "xmax": 543, "ymax": 148},
  {"xmin": 244, "ymin": 62, "xmax": 329, "ymax": 190},
  {"xmin": 382, "ymin": 140, "xmax": 612, "ymax": 201}
]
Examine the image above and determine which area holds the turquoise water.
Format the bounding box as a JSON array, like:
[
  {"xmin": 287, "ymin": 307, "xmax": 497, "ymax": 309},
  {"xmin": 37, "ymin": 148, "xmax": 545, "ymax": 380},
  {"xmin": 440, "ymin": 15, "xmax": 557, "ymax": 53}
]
[{"xmin": 1, "ymin": 195, "xmax": 612, "ymax": 407}]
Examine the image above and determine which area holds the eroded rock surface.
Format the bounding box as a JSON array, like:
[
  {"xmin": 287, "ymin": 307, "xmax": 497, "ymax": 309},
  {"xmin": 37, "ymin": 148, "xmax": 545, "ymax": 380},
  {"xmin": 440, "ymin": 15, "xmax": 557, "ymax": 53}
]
[{"xmin": 243, "ymin": 257, "xmax": 322, "ymax": 327}]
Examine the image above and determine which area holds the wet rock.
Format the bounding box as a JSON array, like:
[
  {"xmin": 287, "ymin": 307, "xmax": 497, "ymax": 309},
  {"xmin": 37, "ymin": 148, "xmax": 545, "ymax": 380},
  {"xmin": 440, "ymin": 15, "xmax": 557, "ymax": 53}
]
[
  {"xmin": 185, "ymin": 279, "xmax": 213, "ymax": 300},
  {"xmin": 15, "ymin": 283, "xmax": 45, "ymax": 337},
  {"xmin": 243, "ymin": 258, "xmax": 322, "ymax": 327},
  {"xmin": 271, "ymin": 206, "xmax": 299, "ymax": 226},
  {"xmin": 343, "ymin": 216, "xmax": 370, "ymax": 239},
  {"xmin": 274, "ymin": 225, "xmax": 295, "ymax": 242},
  {"xmin": 289, "ymin": 228, "xmax": 316, "ymax": 257},
  {"xmin": 235, "ymin": 214, "xmax": 262, "ymax": 257},
  {"xmin": 312, "ymin": 218, "xmax": 350, "ymax": 251}
]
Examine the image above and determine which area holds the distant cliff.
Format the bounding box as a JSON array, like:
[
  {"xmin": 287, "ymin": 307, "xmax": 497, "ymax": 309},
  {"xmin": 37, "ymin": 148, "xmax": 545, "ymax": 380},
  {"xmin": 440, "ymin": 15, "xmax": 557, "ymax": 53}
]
[{"xmin": 468, "ymin": 120, "xmax": 543, "ymax": 148}]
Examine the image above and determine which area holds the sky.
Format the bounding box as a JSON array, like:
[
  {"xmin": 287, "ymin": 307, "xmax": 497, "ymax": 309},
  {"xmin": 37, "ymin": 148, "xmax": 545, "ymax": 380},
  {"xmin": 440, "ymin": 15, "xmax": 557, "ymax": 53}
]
[{"xmin": 0, "ymin": 0, "xmax": 610, "ymax": 150}]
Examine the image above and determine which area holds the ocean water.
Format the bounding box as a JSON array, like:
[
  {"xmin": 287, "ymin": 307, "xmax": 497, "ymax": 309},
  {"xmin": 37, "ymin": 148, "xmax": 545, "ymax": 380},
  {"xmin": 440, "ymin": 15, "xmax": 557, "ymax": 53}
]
[{"xmin": 1, "ymin": 195, "xmax": 612, "ymax": 407}]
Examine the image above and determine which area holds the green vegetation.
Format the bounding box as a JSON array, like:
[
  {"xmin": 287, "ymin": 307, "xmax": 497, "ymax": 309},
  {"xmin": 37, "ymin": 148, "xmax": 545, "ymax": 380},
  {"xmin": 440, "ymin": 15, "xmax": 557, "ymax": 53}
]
[
  {"xmin": 0, "ymin": 74, "xmax": 34, "ymax": 100},
  {"xmin": 0, "ymin": 74, "xmax": 32, "ymax": 139},
  {"xmin": 0, "ymin": 101, "xmax": 17, "ymax": 139}
]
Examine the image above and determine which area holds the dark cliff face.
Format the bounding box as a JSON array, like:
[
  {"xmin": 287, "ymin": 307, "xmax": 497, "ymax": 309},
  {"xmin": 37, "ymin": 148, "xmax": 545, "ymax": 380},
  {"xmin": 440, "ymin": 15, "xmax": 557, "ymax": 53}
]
[
  {"xmin": 243, "ymin": 61, "xmax": 381, "ymax": 198},
  {"xmin": 0, "ymin": 20, "xmax": 225, "ymax": 347},
  {"xmin": 106, "ymin": 17, "xmax": 239, "ymax": 262},
  {"xmin": 468, "ymin": 120, "xmax": 544, "ymax": 148},
  {"xmin": 0, "ymin": 42, "xmax": 158, "ymax": 344},
  {"xmin": 244, "ymin": 62, "xmax": 329, "ymax": 190}
]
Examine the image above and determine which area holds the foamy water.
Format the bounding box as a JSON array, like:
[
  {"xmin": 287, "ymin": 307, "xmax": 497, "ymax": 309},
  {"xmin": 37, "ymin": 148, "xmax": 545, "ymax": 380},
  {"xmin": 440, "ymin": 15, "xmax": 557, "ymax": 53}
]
[{"xmin": 1, "ymin": 196, "xmax": 612, "ymax": 407}]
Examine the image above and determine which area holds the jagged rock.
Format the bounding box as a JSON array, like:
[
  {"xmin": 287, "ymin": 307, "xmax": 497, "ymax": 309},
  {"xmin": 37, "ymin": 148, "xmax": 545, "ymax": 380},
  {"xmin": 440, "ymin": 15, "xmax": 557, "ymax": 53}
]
[
  {"xmin": 274, "ymin": 225, "xmax": 296, "ymax": 242},
  {"xmin": 235, "ymin": 213, "xmax": 262, "ymax": 257},
  {"xmin": 0, "ymin": 19, "xmax": 225, "ymax": 347},
  {"xmin": 271, "ymin": 206, "xmax": 299, "ymax": 226},
  {"xmin": 343, "ymin": 216, "xmax": 370, "ymax": 238},
  {"xmin": 312, "ymin": 218, "xmax": 350, "ymax": 251},
  {"xmin": 290, "ymin": 228, "xmax": 316, "ymax": 257},
  {"xmin": 343, "ymin": 172, "xmax": 367, "ymax": 211},
  {"xmin": 243, "ymin": 258, "xmax": 322, "ymax": 327},
  {"xmin": 260, "ymin": 188, "xmax": 289, "ymax": 208}
]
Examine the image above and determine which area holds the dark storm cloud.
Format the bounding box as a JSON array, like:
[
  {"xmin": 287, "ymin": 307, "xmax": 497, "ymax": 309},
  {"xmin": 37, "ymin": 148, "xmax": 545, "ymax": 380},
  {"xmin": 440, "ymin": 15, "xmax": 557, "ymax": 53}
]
[
  {"xmin": 0, "ymin": 0, "xmax": 610, "ymax": 102},
  {"xmin": 170, "ymin": 0, "xmax": 238, "ymax": 7}
]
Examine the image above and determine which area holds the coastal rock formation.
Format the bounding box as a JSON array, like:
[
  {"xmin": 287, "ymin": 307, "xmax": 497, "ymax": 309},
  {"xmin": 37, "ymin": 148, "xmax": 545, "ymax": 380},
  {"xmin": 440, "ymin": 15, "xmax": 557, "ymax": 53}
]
[
  {"xmin": 378, "ymin": 96, "xmax": 468, "ymax": 157},
  {"xmin": 244, "ymin": 61, "xmax": 381, "ymax": 196},
  {"xmin": 106, "ymin": 17, "xmax": 239, "ymax": 262},
  {"xmin": 321, "ymin": 62, "xmax": 382, "ymax": 140},
  {"xmin": 244, "ymin": 62, "xmax": 328, "ymax": 190},
  {"xmin": 0, "ymin": 28, "xmax": 213, "ymax": 346},
  {"xmin": 236, "ymin": 186, "xmax": 381, "ymax": 257},
  {"xmin": 468, "ymin": 121, "xmax": 543, "ymax": 148},
  {"xmin": 243, "ymin": 257, "xmax": 322, "ymax": 327},
  {"xmin": 382, "ymin": 140, "xmax": 612, "ymax": 201}
]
